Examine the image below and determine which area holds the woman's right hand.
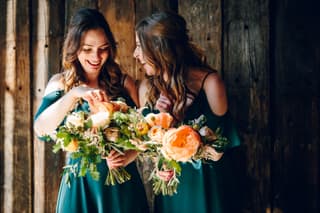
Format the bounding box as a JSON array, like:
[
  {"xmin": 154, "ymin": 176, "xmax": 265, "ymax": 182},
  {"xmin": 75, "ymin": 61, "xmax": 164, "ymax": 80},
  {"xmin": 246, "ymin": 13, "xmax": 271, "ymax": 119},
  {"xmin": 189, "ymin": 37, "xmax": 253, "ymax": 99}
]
[
  {"xmin": 71, "ymin": 86, "xmax": 109, "ymax": 111},
  {"xmin": 105, "ymin": 150, "xmax": 138, "ymax": 170},
  {"xmin": 157, "ymin": 170, "xmax": 174, "ymax": 182}
]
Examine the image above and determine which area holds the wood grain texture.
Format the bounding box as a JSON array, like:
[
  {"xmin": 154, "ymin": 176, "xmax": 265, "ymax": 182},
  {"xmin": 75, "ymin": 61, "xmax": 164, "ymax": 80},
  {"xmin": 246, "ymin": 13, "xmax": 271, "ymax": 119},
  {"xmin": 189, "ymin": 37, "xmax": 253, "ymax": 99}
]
[
  {"xmin": 32, "ymin": 1, "xmax": 66, "ymax": 212},
  {"xmin": 223, "ymin": 0, "xmax": 270, "ymax": 212},
  {"xmin": 0, "ymin": 1, "xmax": 6, "ymax": 213},
  {"xmin": 179, "ymin": 0, "xmax": 221, "ymax": 71},
  {"xmin": 98, "ymin": 0, "xmax": 137, "ymax": 78},
  {"xmin": 1, "ymin": 0, "xmax": 34, "ymax": 212}
]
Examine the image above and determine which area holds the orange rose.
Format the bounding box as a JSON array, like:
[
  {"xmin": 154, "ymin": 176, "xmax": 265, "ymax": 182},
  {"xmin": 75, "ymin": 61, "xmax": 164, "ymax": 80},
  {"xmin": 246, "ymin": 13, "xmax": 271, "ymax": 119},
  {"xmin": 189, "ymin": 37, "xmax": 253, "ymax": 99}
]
[
  {"xmin": 144, "ymin": 112, "xmax": 173, "ymax": 129},
  {"xmin": 64, "ymin": 138, "xmax": 79, "ymax": 152},
  {"xmin": 161, "ymin": 125, "xmax": 200, "ymax": 162}
]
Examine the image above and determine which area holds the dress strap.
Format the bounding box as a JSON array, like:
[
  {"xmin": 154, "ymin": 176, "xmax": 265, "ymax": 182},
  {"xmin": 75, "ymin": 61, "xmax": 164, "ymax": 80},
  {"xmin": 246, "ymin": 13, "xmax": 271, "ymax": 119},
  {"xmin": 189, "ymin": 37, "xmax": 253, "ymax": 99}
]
[
  {"xmin": 121, "ymin": 74, "xmax": 128, "ymax": 87},
  {"xmin": 201, "ymin": 71, "xmax": 215, "ymax": 90}
]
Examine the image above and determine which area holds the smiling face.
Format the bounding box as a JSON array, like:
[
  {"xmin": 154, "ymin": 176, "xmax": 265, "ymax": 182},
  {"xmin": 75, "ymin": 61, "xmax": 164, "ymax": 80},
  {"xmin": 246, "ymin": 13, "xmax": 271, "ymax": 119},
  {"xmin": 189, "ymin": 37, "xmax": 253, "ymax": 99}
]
[
  {"xmin": 133, "ymin": 33, "xmax": 157, "ymax": 76},
  {"xmin": 77, "ymin": 28, "xmax": 110, "ymax": 78}
]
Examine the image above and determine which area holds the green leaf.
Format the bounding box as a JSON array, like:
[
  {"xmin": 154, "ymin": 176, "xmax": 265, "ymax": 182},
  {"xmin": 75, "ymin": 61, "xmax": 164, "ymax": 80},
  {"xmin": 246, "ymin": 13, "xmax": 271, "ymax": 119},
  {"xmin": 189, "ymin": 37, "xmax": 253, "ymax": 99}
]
[{"xmin": 52, "ymin": 143, "xmax": 62, "ymax": 153}]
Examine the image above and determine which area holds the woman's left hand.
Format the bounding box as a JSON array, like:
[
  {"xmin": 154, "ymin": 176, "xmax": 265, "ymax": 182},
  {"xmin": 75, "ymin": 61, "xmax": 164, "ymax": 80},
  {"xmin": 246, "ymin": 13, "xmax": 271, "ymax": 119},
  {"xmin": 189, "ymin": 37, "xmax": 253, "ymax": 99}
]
[
  {"xmin": 155, "ymin": 93, "xmax": 172, "ymax": 112},
  {"xmin": 106, "ymin": 150, "xmax": 138, "ymax": 169},
  {"xmin": 202, "ymin": 145, "xmax": 224, "ymax": 161}
]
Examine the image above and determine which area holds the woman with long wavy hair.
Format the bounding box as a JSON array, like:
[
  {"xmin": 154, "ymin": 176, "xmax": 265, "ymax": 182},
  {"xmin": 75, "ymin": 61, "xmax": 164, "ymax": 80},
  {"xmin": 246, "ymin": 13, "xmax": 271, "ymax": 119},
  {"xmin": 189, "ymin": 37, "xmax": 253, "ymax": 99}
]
[
  {"xmin": 134, "ymin": 11, "xmax": 242, "ymax": 213},
  {"xmin": 34, "ymin": 8, "xmax": 149, "ymax": 213}
]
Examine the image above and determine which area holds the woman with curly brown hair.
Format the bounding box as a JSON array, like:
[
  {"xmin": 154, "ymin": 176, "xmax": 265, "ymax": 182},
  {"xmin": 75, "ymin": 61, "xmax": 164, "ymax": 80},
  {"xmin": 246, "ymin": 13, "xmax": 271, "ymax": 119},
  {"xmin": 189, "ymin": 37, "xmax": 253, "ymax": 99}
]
[{"xmin": 34, "ymin": 8, "xmax": 149, "ymax": 213}]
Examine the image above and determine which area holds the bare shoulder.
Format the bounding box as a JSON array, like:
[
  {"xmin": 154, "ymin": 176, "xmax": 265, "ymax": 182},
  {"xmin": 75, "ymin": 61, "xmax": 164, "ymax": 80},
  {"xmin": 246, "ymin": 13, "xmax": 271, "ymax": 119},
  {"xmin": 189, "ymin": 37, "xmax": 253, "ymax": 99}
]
[
  {"xmin": 44, "ymin": 73, "xmax": 65, "ymax": 96},
  {"xmin": 123, "ymin": 74, "xmax": 139, "ymax": 107},
  {"xmin": 202, "ymin": 71, "xmax": 228, "ymax": 116},
  {"xmin": 203, "ymin": 72, "xmax": 225, "ymax": 91},
  {"xmin": 123, "ymin": 74, "xmax": 136, "ymax": 89}
]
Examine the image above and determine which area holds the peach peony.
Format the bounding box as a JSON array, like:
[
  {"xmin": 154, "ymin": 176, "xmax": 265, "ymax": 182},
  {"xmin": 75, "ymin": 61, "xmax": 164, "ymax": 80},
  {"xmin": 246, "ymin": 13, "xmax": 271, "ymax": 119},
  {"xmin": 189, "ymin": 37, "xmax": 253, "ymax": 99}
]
[
  {"xmin": 161, "ymin": 125, "xmax": 201, "ymax": 162},
  {"xmin": 148, "ymin": 126, "xmax": 165, "ymax": 143},
  {"xmin": 144, "ymin": 112, "xmax": 173, "ymax": 129}
]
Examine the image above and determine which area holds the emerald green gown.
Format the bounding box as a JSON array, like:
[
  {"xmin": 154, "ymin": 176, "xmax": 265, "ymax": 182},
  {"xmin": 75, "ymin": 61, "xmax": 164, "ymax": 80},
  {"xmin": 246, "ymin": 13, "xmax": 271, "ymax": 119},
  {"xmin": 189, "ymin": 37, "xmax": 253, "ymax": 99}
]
[
  {"xmin": 35, "ymin": 90, "xmax": 149, "ymax": 213},
  {"xmin": 154, "ymin": 89, "xmax": 242, "ymax": 213}
]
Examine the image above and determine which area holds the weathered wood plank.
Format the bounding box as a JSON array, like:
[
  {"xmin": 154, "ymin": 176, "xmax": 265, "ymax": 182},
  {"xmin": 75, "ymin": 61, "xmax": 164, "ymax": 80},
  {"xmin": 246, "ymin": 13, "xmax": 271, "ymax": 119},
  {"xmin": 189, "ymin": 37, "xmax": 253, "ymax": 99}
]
[
  {"xmin": 3, "ymin": 1, "xmax": 16, "ymax": 212},
  {"xmin": 179, "ymin": 0, "xmax": 221, "ymax": 71},
  {"xmin": 223, "ymin": 0, "xmax": 270, "ymax": 212},
  {"xmin": 64, "ymin": 0, "xmax": 98, "ymax": 34},
  {"xmin": 135, "ymin": 0, "xmax": 178, "ymax": 25},
  {"xmin": 0, "ymin": 0, "xmax": 7, "ymax": 212},
  {"xmin": 2, "ymin": 0, "xmax": 33, "ymax": 212},
  {"xmin": 98, "ymin": 0, "xmax": 137, "ymax": 79},
  {"xmin": 32, "ymin": 1, "xmax": 66, "ymax": 213}
]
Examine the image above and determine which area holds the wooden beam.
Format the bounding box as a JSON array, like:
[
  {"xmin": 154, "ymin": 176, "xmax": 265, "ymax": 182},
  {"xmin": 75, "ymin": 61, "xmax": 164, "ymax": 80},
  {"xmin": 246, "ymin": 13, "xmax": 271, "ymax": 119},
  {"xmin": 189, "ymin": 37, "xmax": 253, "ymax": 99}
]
[
  {"xmin": 0, "ymin": 1, "xmax": 7, "ymax": 212},
  {"xmin": 223, "ymin": 0, "xmax": 270, "ymax": 212},
  {"xmin": 2, "ymin": 0, "xmax": 33, "ymax": 212}
]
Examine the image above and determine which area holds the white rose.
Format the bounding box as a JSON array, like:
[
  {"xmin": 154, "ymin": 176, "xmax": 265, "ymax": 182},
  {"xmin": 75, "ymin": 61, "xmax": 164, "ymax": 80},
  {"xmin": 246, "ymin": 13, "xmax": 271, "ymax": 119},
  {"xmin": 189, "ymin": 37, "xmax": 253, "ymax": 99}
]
[
  {"xmin": 65, "ymin": 112, "xmax": 85, "ymax": 128},
  {"xmin": 90, "ymin": 111, "xmax": 111, "ymax": 128}
]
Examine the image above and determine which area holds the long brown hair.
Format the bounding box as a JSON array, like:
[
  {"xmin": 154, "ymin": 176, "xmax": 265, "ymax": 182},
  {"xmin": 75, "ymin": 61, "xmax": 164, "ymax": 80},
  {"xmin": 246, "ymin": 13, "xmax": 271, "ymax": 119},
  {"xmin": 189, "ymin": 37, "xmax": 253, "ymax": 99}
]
[
  {"xmin": 135, "ymin": 11, "xmax": 212, "ymax": 120},
  {"xmin": 62, "ymin": 8, "xmax": 124, "ymax": 99}
]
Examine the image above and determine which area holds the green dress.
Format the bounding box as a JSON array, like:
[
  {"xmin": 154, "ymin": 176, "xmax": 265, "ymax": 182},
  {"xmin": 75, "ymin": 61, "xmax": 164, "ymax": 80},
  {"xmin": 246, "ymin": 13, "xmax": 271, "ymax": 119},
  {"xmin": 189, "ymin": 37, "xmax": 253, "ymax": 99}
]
[
  {"xmin": 154, "ymin": 89, "xmax": 242, "ymax": 213},
  {"xmin": 35, "ymin": 90, "xmax": 149, "ymax": 213}
]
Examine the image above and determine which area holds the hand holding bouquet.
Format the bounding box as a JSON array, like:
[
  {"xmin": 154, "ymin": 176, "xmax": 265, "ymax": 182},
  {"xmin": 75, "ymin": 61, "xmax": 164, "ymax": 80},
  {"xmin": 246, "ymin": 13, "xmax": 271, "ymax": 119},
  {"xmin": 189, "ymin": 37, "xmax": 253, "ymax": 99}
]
[
  {"xmin": 141, "ymin": 112, "xmax": 229, "ymax": 196},
  {"xmin": 190, "ymin": 115, "xmax": 229, "ymax": 161},
  {"xmin": 53, "ymin": 98, "xmax": 148, "ymax": 186}
]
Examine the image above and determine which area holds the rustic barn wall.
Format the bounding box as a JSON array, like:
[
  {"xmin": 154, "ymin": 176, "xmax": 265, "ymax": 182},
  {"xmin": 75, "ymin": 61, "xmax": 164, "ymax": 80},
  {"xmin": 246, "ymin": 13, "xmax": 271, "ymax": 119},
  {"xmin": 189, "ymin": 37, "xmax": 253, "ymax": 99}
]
[{"xmin": 1, "ymin": 0, "xmax": 319, "ymax": 213}]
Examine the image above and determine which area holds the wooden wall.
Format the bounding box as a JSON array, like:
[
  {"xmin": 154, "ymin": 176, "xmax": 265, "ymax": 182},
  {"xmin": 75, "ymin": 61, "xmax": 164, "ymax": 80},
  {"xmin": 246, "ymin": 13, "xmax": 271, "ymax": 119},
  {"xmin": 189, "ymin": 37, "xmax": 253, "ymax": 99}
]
[{"xmin": 0, "ymin": 0, "xmax": 319, "ymax": 212}]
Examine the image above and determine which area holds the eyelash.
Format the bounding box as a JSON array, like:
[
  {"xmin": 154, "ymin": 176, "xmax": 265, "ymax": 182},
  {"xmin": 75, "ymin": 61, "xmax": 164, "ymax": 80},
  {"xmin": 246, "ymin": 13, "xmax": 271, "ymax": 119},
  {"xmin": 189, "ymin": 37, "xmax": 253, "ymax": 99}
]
[{"xmin": 82, "ymin": 47, "xmax": 109, "ymax": 52}]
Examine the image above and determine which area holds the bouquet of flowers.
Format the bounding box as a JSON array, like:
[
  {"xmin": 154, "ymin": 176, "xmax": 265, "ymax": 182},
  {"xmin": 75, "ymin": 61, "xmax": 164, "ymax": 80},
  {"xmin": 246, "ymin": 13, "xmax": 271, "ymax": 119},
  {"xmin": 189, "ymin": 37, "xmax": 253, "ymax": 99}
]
[
  {"xmin": 52, "ymin": 99, "xmax": 148, "ymax": 186},
  {"xmin": 140, "ymin": 112, "xmax": 229, "ymax": 196}
]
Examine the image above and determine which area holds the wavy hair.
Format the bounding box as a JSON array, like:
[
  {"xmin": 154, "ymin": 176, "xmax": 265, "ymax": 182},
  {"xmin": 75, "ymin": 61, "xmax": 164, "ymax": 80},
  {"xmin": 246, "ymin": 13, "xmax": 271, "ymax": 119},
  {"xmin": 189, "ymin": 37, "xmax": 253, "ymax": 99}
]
[
  {"xmin": 135, "ymin": 11, "xmax": 211, "ymax": 120},
  {"xmin": 62, "ymin": 8, "xmax": 124, "ymax": 99}
]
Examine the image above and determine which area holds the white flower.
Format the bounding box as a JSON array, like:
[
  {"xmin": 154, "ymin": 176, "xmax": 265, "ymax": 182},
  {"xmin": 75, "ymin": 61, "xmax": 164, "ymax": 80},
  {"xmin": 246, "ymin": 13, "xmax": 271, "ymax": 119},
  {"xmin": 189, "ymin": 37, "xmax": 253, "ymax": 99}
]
[
  {"xmin": 65, "ymin": 112, "xmax": 85, "ymax": 128},
  {"xmin": 199, "ymin": 126, "xmax": 217, "ymax": 141},
  {"xmin": 89, "ymin": 111, "xmax": 111, "ymax": 128}
]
